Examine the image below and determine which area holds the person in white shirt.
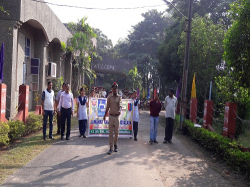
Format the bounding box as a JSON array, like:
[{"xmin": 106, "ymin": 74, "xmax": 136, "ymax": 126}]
[
  {"xmin": 132, "ymin": 90, "xmax": 140, "ymax": 141},
  {"xmin": 41, "ymin": 81, "xmax": 56, "ymax": 140},
  {"xmin": 55, "ymin": 83, "xmax": 66, "ymax": 134},
  {"xmin": 163, "ymin": 88, "xmax": 177, "ymax": 143},
  {"xmin": 58, "ymin": 83, "xmax": 74, "ymax": 140},
  {"xmin": 77, "ymin": 88, "xmax": 88, "ymax": 138},
  {"xmin": 102, "ymin": 88, "xmax": 107, "ymax": 98}
]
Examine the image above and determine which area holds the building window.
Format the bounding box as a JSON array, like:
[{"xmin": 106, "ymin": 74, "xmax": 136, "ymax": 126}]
[
  {"xmin": 30, "ymin": 58, "xmax": 40, "ymax": 91},
  {"xmin": 25, "ymin": 38, "xmax": 30, "ymax": 57},
  {"xmin": 47, "ymin": 51, "xmax": 51, "ymax": 62}
]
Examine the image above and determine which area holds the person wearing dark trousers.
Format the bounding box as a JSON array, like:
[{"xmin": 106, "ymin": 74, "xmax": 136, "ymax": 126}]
[
  {"xmin": 132, "ymin": 90, "xmax": 140, "ymax": 141},
  {"xmin": 163, "ymin": 88, "xmax": 177, "ymax": 143},
  {"xmin": 41, "ymin": 81, "xmax": 56, "ymax": 140},
  {"xmin": 55, "ymin": 83, "xmax": 66, "ymax": 134},
  {"xmin": 58, "ymin": 83, "xmax": 74, "ymax": 140},
  {"xmin": 77, "ymin": 88, "xmax": 88, "ymax": 138}
]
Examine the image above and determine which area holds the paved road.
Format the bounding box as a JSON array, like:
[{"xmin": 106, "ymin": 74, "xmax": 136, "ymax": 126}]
[{"xmin": 2, "ymin": 111, "xmax": 233, "ymax": 187}]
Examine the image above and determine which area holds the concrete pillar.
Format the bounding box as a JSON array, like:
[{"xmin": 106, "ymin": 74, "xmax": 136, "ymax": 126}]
[
  {"xmin": 3, "ymin": 21, "xmax": 21, "ymax": 119},
  {"xmin": 189, "ymin": 98, "xmax": 197, "ymax": 123},
  {"xmin": 223, "ymin": 102, "xmax": 237, "ymax": 138},
  {"xmin": 64, "ymin": 53, "xmax": 72, "ymax": 86},
  {"xmin": 0, "ymin": 84, "xmax": 8, "ymax": 122},
  {"xmin": 203, "ymin": 100, "xmax": 214, "ymax": 129},
  {"xmin": 18, "ymin": 85, "xmax": 29, "ymax": 122}
]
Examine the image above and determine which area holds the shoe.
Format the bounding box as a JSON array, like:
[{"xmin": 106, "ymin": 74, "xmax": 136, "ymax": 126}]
[
  {"xmin": 43, "ymin": 136, "xmax": 46, "ymax": 140},
  {"xmin": 66, "ymin": 137, "xmax": 70, "ymax": 140},
  {"xmin": 61, "ymin": 136, "xmax": 64, "ymax": 140},
  {"xmin": 107, "ymin": 149, "xmax": 113, "ymax": 155},
  {"xmin": 134, "ymin": 137, "xmax": 138, "ymax": 141},
  {"xmin": 79, "ymin": 134, "xmax": 82, "ymax": 138},
  {"xmin": 149, "ymin": 140, "xmax": 153, "ymax": 144},
  {"xmin": 154, "ymin": 140, "xmax": 159, "ymax": 143},
  {"xmin": 83, "ymin": 135, "xmax": 86, "ymax": 138},
  {"xmin": 168, "ymin": 140, "xmax": 172, "ymax": 143},
  {"xmin": 163, "ymin": 140, "xmax": 168, "ymax": 144},
  {"xmin": 114, "ymin": 145, "xmax": 118, "ymax": 152},
  {"xmin": 49, "ymin": 136, "xmax": 54, "ymax": 140}
]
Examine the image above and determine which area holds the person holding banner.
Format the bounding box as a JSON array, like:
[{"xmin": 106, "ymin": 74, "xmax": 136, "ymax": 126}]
[
  {"xmin": 133, "ymin": 90, "xmax": 140, "ymax": 141},
  {"xmin": 103, "ymin": 82, "xmax": 122, "ymax": 155},
  {"xmin": 149, "ymin": 92, "xmax": 161, "ymax": 144},
  {"xmin": 77, "ymin": 88, "xmax": 88, "ymax": 138}
]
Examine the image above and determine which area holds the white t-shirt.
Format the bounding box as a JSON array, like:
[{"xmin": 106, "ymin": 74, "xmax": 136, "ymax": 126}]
[
  {"xmin": 102, "ymin": 91, "xmax": 107, "ymax": 98},
  {"xmin": 133, "ymin": 99, "xmax": 140, "ymax": 122},
  {"xmin": 164, "ymin": 96, "xmax": 177, "ymax": 119},
  {"xmin": 77, "ymin": 96, "xmax": 88, "ymax": 120}
]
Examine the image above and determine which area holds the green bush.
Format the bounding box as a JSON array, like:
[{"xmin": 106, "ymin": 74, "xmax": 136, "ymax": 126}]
[
  {"xmin": 25, "ymin": 114, "xmax": 43, "ymax": 135},
  {"xmin": 177, "ymin": 115, "xmax": 250, "ymax": 178},
  {"xmin": 0, "ymin": 122, "xmax": 10, "ymax": 145},
  {"xmin": 8, "ymin": 120, "xmax": 25, "ymax": 142}
]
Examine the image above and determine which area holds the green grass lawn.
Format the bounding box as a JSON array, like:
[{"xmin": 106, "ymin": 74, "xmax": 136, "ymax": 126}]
[{"xmin": 0, "ymin": 117, "xmax": 78, "ymax": 184}]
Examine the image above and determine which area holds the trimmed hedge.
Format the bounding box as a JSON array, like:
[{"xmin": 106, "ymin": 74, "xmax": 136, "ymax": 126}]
[
  {"xmin": 0, "ymin": 123, "xmax": 9, "ymax": 145},
  {"xmin": 0, "ymin": 114, "xmax": 43, "ymax": 146},
  {"xmin": 176, "ymin": 115, "xmax": 250, "ymax": 178}
]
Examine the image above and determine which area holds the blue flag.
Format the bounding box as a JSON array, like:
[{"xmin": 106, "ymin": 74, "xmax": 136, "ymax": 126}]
[{"xmin": 147, "ymin": 87, "xmax": 150, "ymax": 99}]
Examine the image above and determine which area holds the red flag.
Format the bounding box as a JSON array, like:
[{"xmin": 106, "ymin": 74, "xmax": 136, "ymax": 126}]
[{"xmin": 154, "ymin": 88, "xmax": 157, "ymax": 98}]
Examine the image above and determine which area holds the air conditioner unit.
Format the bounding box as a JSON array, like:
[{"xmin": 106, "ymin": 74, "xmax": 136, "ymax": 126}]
[{"xmin": 47, "ymin": 62, "xmax": 57, "ymax": 79}]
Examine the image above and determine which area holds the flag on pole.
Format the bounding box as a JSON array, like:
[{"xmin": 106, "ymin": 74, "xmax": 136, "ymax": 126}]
[
  {"xmin": 191, "ymin": 73, "xmax": 196, "ymax": 99},
  {"xmin": 153, "ymin": 88, "xmax": 157, "ymax": 98},
  {"xmin": 0, "ymin": 42, "xmax": 4, "ymax": 83},
  {"xmin": 137, "ymin": 87, "xmax": 139, "ymax": 98},
  {"xmin": 147, "ymin": 87, "xmax": 150, "ymax": 99},
  {"xmin": 143, "ymin": 88, "xmax": 145, "ymax": 99}
]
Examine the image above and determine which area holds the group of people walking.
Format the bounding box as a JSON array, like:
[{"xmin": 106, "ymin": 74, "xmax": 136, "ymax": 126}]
[{"xmin": 41, "ymin": 81, "xmax": 177, "ymax": 155}]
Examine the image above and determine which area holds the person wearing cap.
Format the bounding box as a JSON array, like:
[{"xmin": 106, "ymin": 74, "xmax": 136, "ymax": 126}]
[
  {"xmin": 149, "ymin": 92, "xmax": 161, "ymax": 144},
  {"xmin": 163, "ymin": 88, "xmax": 177, "ymax": 143},
  {"xmin": 103, "ymin": 82, "xmax": 122, "ymax": 155},
  {"xmin": 132, "ymin": 90, "xmax": 140, "ymax": 141},
  {"xmin": 55, "ymin": 83, "xmax": 66, "ymax": 134}
]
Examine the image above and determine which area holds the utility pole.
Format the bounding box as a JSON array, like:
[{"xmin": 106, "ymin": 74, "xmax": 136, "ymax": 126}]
[
  {"xmin": 179, "ymin": 0, "xmax": 193, "ymax": 131},
  {"xmin": 162, "ymin": 0, "xmax": 193, "ymax": 131}
]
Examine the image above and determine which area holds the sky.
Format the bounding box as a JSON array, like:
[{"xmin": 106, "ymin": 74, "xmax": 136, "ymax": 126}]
[{"xmin": 45, "ymin": 0, "xmax": 169, "ymax": 45}]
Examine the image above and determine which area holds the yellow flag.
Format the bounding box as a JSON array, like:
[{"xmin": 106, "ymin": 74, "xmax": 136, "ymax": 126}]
[
  {"xmin": 143, "ymin": 88, "xmax": 145, "ymax": 98},
  {"xmin": 191, "ymin": 73, "xmax": 196, "ymax": 99}
]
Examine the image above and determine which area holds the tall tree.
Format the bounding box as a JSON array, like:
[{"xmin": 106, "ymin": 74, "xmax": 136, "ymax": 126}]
[
  {"xmin": 224, "ymin": 0, "xmax": 250, "ymax": 88},
  {"xmin": 92, "ymin": 28, "xmax": 115, "ymax": 59},
  {"xmin": 158, "ymin": 20, "xmax": 184, "ymax": 96},
  {"xmin": 66, "ymin": 17, "xmax": 97, "ymax": 95},
  {"xmin": 167, "ymin": 0, "xmax": 234, "ymax": 26},
  {"xmin": 116, "ymin": 9, "xmax": 172, "ymax": 92},
  {"xmin": 178, "ymin": 15, "xmax": 225, "ymax": 102}
]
